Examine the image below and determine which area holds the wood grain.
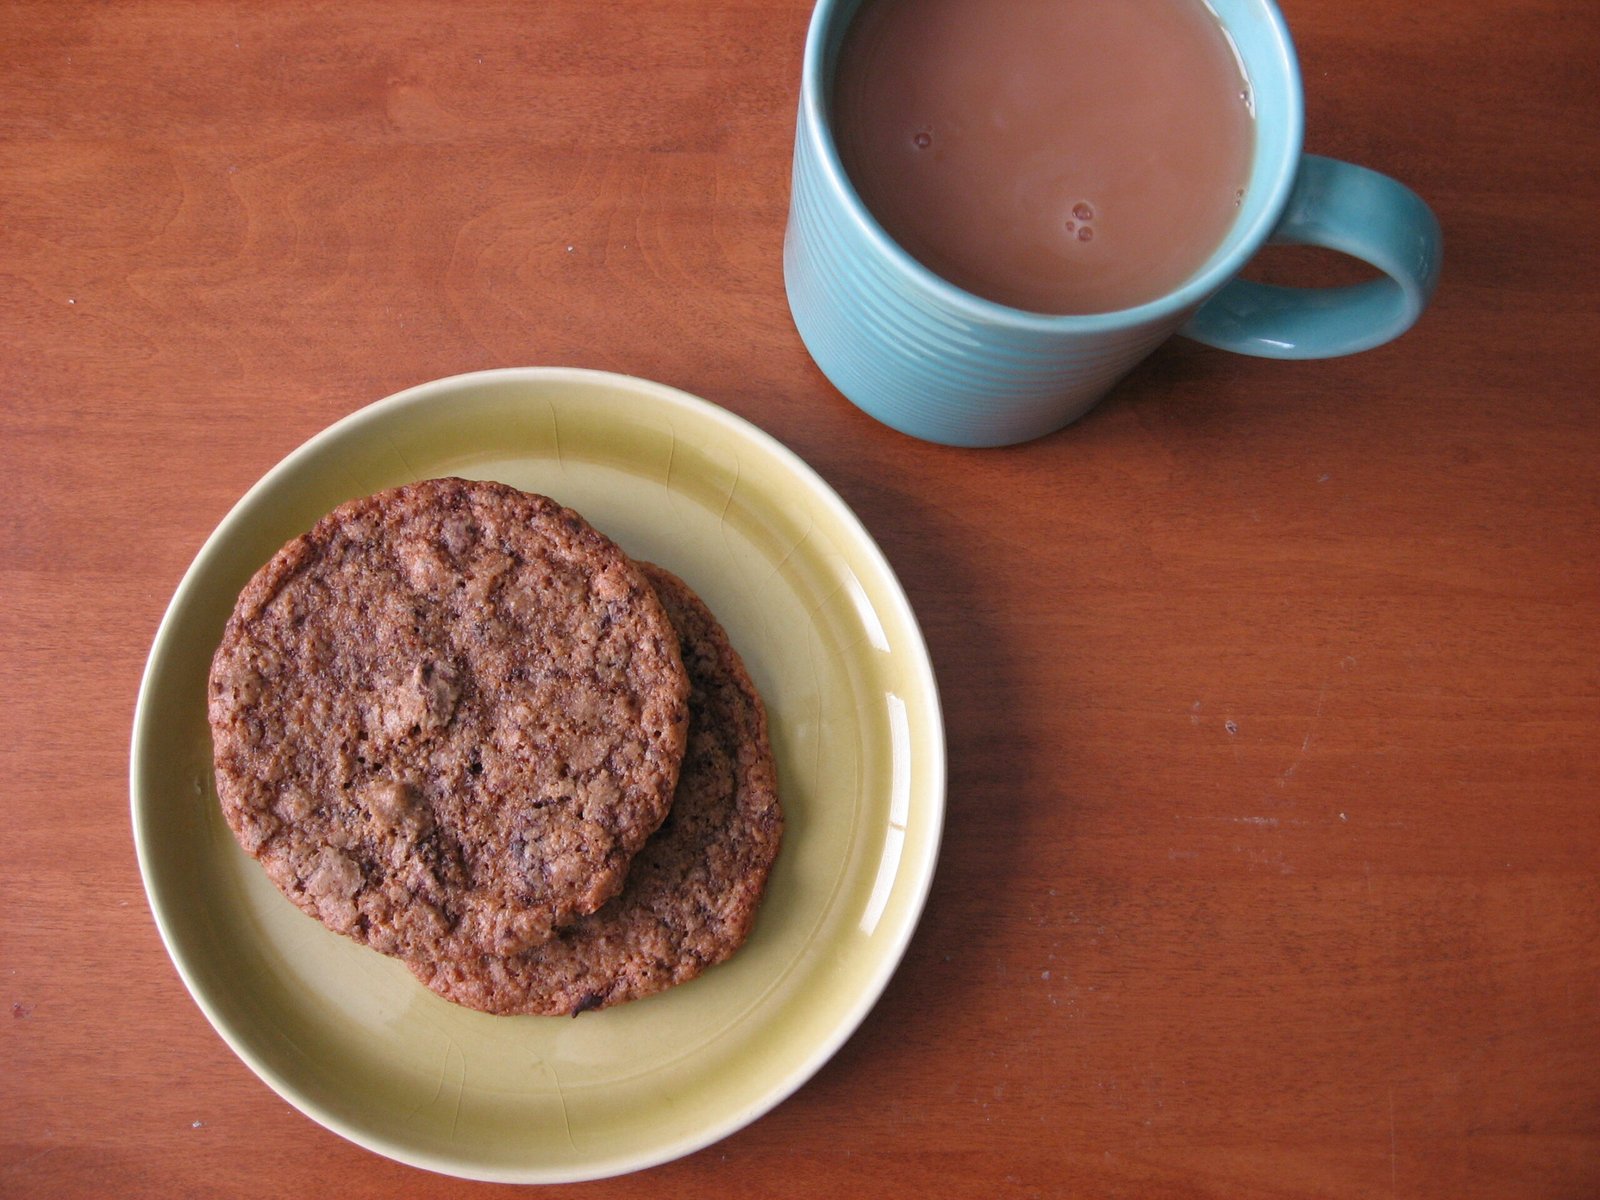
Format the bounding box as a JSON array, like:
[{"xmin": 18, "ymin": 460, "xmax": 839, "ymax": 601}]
[{"xmin": 3, "ymin": 1, "xmax": 1597, "ymax": 1197}]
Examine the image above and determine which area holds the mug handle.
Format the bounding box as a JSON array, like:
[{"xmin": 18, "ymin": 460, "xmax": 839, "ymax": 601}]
[{"xmin": 1181, "ymin": 154, "xmax": 1442, "ymax": 358}]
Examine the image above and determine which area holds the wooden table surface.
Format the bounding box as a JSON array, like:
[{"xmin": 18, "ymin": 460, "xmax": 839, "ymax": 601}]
[{"xmin": 4, "ymin": 2, "xmax": 1597, "ymax": 1197}]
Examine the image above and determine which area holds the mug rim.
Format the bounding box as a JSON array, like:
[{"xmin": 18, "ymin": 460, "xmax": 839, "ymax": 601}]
[{"xmin": 800, "ymin": 0, "xmax": 1307, "ymax": 331}]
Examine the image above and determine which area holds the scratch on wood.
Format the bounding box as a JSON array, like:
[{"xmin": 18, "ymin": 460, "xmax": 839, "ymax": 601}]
[{"xmin": 1277, "ymin": 684, "xmax": 1330, "ymax": 787}]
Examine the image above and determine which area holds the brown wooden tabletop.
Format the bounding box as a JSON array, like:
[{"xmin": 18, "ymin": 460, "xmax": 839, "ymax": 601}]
[{"xmin": 4, "ymin": 1, "xmax": 1597, "ymax": 1197}]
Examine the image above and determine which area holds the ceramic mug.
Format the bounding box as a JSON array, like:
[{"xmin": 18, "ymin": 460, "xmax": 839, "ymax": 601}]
[{"xmin": 783, "ymin": 0, "xmax": 1443, "ymax": 447}]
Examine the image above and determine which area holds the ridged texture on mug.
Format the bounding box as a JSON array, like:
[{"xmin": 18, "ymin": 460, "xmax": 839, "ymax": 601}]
[{"xmin": 784, "ymin": 118, "xmax": 1178, "ymax": 447}]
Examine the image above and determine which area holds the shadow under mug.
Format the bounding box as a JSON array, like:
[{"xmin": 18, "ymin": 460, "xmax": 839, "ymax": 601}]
[{"xmin": 783, "ymin": 0, "xmax": 1444, "ymax": 448}]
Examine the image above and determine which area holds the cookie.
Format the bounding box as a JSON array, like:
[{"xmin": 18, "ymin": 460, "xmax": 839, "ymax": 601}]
[
  {"xmin": 207, "ymin": 477, "xmax": 690, "ymax": 960},
  {"xmin": 410, "ymin": 562, "xmax": 783, "ymax": 1015}
]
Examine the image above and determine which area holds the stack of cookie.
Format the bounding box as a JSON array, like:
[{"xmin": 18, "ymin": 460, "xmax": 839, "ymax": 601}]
[{"xmin": 207, "ymin": 477, "xmax": 782, "ymax": 1016}]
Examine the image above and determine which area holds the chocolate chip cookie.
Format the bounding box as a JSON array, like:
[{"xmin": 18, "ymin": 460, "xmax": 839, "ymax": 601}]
[
  {"xmin": 410, "ymin": 563, "xmax": 783, "ymax": 1015},
  {"xmin": 207, "ymin": 477, "xmax": 690, "ymax": 960}
]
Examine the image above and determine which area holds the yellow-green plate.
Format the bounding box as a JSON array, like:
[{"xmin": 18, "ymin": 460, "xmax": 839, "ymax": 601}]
[{"xmin": 130, "ymin": 368, "xmax": 945, "ymax": 1182}]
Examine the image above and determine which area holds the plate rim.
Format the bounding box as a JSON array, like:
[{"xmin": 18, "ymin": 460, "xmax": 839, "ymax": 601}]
[{"xmin": 129, "ymin": 367, "xmax": 947, "ymax": 1182}]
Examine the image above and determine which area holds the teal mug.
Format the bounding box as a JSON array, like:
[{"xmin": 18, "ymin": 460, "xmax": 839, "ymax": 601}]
[{"xmin": 783, "ymin": 0, "xmax": 1443, "ymax": 447}]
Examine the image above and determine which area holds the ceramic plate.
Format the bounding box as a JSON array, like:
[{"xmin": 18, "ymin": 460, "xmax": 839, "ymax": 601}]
[{"xmin": 130, "ymin": 368, "xmax": 945, "ymax": 1182}]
